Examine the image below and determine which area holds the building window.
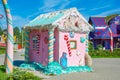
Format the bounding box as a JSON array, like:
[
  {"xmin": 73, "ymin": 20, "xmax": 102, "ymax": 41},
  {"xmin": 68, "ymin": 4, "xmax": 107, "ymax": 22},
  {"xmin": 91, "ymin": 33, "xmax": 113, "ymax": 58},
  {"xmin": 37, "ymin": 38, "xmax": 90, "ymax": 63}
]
[
  {"xmin": 70, "ymin": 40, "xmax": 77, "ymax": 49},
  {"xmin": 32, "ymin": 35, "xmax": 40, "ymax": 50}
]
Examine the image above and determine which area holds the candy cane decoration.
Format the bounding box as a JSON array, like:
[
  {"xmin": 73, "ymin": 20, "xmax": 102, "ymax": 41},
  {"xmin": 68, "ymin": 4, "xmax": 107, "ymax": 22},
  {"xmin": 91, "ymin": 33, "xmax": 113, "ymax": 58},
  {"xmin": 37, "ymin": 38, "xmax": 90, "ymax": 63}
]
[
  {"xmin": 2, "ymin": 0, "xmax": 14, "ymax": 73},
  {"xmin": 64, "ymin": 35, "xmax": 71, "ymax": 56},
  {"xmin": 48, "ymin": 31, "xmax": 54, "ymax": 63},
  {"xmin": 25, "ymin": 30, "xmax": 30, "ymax": 62},
  {"xmin": 108, "ymin": 27, "xmax": 113, "ymax": 52}
]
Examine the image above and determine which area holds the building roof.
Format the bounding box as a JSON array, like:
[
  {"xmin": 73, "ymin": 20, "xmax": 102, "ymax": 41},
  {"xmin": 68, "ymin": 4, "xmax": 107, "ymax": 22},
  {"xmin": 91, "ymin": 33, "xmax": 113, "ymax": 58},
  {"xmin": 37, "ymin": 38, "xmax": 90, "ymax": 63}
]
[
  {"xmin": 89, "ymin": 17, "xmax": 107, "ymax": 27},
  {"xmin": 24, "ymin": 8, "xmax": 93, "ymax": 32}
]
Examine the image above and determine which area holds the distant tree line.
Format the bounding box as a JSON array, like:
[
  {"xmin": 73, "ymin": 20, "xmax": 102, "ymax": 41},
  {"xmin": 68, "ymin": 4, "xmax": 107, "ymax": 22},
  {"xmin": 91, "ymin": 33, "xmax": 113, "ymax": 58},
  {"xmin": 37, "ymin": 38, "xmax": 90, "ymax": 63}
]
[{"xmin": 0, "ymin": 26, "xmax": 22, "ymax": 44}]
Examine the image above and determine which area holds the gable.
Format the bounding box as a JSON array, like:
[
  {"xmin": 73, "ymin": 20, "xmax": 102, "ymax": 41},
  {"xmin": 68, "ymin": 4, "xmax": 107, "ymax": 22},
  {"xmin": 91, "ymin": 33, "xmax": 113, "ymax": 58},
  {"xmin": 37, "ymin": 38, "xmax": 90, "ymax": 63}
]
[
  {"xmin": 25, "ymin": 8, "xmax": 92, "ymax": 33},
  {"xmin": 89, "ymin": 17, "xmax": 107, "ymax": 27},
  {"xmin": 53, "ymin": 8, "xmax": 93, "ymax": 32}
]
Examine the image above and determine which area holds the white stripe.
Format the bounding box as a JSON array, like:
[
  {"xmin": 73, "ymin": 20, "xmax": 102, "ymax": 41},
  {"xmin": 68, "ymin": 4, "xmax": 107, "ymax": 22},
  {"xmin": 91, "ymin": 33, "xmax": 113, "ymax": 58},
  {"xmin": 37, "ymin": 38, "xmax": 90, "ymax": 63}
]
[{"xmin": 95, "ymin": 27, "xmax": 106, "ymax": 29}]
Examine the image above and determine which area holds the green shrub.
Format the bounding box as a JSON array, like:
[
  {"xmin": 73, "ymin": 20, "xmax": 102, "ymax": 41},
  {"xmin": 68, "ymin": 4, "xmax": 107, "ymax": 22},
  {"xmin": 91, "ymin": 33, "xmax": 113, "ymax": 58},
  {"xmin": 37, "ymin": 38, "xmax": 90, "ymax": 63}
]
[
  {"xmin": 89, "ymin": 49, "xmax": 120, "ymax": 58},
  {"xmin": 0, "ymin": 65, "xmax": 8, "ymax": 80},
  {"xmin": 0, "ymin": 47, "xmax": 6, "ymax": 54},
  {"xmin": 7, "ymin": 70, "xmax": 41, "ymax": 80},
  {"xmin": 96, "ymin": 44, "xmax": 103, "ymax": 50},
  {"xmin": 88, "ymin": 41, "xmax": 94, "ymax": 51},
  {"xmin": 0, "ymin": 65, "xmax": 41, "ymax": 80}
]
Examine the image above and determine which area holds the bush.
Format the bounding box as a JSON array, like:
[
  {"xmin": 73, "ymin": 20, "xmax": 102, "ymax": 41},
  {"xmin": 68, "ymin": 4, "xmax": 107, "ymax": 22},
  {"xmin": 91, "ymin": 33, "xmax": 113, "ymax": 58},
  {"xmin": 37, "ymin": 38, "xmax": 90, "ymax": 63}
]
[
  {"xmin": 97, "ymin": 44, "xmax": 103, "ymax": 50},
  {"xmin": 89, "ymin": 49, "xmax": 120, "ymax": 58},
  {"xmin": 7, "ymin": 70, "xmax": 41, "ymax": 80},
  {"xmin": 0, "ymin": 47, "xmax": 6, "ymax": 54},
  {"xmin": 0, "ymin": 65, "xmax": 42, "ymax": 80},
  {"xmin": 88, "ymin": 41, "xmax": 94, "ymax": 51},
  {"xmin": 0, "ymin": 65, "xmax": 8, "ymax": 80}
]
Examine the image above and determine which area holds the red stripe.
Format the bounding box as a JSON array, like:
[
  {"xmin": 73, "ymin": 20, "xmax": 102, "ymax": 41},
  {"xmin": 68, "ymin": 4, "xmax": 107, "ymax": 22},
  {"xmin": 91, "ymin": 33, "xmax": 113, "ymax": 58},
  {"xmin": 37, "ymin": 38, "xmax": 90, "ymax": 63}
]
[{"xmin": 67, "ymin": 43, "xmax": 70, "ymax": 46}]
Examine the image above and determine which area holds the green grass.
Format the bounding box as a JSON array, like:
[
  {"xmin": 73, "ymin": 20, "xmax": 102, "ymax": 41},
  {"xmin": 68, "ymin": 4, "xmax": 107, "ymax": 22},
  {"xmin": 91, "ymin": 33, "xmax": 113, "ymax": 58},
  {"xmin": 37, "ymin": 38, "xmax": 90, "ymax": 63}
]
[
  {"xmin": 0, "ymin": 65, "xmax": 8, "ymax": 80},
  {"xmin": 0, "ymin": 65, "xmax": 42, "ymax": 80},
  {"xmin": 0, "ymin": 47, "xmax": 6, "ymax": 54},
  {"xmin": 89, "ymin": 48, "xmax": 120, "ymax": 58}
]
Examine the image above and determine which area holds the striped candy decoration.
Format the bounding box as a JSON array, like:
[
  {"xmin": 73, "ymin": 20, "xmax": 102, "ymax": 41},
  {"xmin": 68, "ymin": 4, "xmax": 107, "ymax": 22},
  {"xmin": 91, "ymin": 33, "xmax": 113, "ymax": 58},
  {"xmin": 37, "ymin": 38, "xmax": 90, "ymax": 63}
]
[
  {"xmin": 2, "ymin": 0, "xmax": 14, "ymax": 73},
  {"xmin": 48, "ymin": 31, "xmax": 54, "ymax": 63},
  {"xmin": 108, "ymin": 28, "xmax": 113, "ymax": 52},
  {"xmin": 25, "ymin": 30, "xmax": 30, "ymax": 62},
  {"xmin": 64, "ymin": 35, "xmax": 71, "ymax": 56}
]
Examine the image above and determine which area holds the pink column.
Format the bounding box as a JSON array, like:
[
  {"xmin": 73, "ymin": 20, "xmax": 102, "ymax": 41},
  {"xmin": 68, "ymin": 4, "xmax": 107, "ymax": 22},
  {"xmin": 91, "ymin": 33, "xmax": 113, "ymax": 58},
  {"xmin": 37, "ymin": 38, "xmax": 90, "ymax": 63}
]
[{"xmin": 2, "ymin": 0, "xmax": 14, "ymax": 73}]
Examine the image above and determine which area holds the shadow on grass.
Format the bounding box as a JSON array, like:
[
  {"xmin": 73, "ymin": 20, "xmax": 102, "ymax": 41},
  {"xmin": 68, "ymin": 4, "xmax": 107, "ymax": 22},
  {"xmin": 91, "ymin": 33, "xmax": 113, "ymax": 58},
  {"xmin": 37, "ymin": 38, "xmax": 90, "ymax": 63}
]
[
  {"xmin": 0, "ymin": 65, "xmax": 5, "ymax": 72},
  {"xmin": 14, "ymin": 60, "xmax": 24, "ymax": 66}
]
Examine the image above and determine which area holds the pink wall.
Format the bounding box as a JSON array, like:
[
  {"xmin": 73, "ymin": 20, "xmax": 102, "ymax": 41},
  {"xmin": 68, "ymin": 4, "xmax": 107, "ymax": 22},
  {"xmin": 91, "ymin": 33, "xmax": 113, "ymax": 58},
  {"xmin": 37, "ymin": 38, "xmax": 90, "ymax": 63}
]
[
  {"xmin": 29, "ymin": 29, "xmax": 87, "ymax": 67},
  {"xmin": 29, "ymin": 29, "xmax": 48, "ymax": 66},
  {"xmin": 59, "ymin": 31, "xmax": 86, "ymax": 66}
]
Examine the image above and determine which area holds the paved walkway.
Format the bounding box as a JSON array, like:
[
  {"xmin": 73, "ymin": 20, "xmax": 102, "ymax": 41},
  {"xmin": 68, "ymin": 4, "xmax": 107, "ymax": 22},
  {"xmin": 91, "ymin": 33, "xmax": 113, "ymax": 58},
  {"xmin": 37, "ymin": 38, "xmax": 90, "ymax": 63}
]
[
  {"xmin": 0, "ymin": 51, "xmax": 120, "ymax": 80},
  {"xmin": 44, "ymin": 58, "xmax": 120, "ymax": 80}
]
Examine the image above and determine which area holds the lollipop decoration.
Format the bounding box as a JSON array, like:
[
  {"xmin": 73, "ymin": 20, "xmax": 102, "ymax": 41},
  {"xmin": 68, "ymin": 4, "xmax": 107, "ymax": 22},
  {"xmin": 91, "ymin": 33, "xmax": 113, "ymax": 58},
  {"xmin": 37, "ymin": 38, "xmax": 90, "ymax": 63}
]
[{"xmin": 2, "ymin": 0, "xmax": 14, "ymax": 73}]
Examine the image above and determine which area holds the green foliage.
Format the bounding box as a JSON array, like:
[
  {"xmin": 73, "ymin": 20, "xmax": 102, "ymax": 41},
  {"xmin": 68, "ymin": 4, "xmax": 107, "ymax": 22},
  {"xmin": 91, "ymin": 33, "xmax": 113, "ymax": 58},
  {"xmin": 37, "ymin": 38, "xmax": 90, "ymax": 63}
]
[
  {"xmin": 0, "ymin": 65, "xmax": 42, "ymax": 80},
  {"xmin": 88, "ymin": 41, "xmax": 94, "ymax": 51},
  {"xmin": 14, "ymin": 27, "xmax": 22, "ymax": 43},
  {"xmin": 97, "ymin": 44, "xmax": 103, "ymax": 50},
  {"xmin": 0, "ymin": 47, "xmax": 6, "ymax": 54},
  {"xmin": 7, "ymin": 70, "xmax": 41, "ymax": 80},
  {"xmin": 0, "ymin": 65, "xmax": 8, "ymax": 80},
  {"xmin": 0, "ymin": 27, "xmax": 3, "ymax": 35},
  {"xmin": 89, "ymin": 49, "xmax": 120, "ymax": 58}
]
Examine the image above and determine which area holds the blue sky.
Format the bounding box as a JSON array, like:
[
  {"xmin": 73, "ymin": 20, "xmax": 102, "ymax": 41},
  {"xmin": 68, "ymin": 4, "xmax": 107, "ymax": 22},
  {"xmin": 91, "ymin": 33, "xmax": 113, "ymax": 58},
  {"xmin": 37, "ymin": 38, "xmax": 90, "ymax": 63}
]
[{"xmin": 0, "ymin": 0, "xmax": 120, "ymax": 29}]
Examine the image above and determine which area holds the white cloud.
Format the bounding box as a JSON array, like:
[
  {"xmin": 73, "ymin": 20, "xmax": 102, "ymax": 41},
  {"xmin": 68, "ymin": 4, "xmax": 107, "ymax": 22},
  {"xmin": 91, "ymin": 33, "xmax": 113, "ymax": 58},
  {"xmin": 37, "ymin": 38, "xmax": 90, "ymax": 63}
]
[
  {"xmin": 39, "ymin": 0, "xmax": 61, "ymax": 12},
  {"xmin": 94, "ymin": 8, "xmax": 120, "ymax": 16},
  {"xmin": 90, "ymin": 5, "xmax": 111, "ymax": 11},
  {"xmin": 28, "ymin": 0, "xmax": 70, "ymax": 19},
  {"xmin": 78, "ymin": 8, "xmax": 86, "ymax": 11}
]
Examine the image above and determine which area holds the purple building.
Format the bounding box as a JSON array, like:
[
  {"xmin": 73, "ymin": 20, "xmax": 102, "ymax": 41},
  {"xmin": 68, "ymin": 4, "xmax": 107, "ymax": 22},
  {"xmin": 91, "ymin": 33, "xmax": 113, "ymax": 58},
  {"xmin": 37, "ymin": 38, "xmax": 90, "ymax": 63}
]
[{"xmin": 89, "ymin": 15, "xmax": 120, "ymax": 50}]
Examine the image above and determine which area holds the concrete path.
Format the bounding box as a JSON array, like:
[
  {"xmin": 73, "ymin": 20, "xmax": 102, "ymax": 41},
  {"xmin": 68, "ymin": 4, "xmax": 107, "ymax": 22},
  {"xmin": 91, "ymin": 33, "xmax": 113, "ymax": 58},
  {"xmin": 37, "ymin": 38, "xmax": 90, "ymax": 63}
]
[
  {"xmin": 44, "ymin": 58, "xmax": 120, "ymax": 80},
  {"xmin": 0, "ymin": 49, "xmax": 24, "ymax": 65},
  {"xmin": 0, "ymin": 51, "xmax": 120, "ymax": 80}
]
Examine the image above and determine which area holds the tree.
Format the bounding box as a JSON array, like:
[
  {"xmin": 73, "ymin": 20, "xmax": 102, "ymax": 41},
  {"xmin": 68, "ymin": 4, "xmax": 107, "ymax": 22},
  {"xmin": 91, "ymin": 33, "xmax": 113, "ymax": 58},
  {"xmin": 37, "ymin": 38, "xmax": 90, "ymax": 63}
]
[
  {"xmin": 14, "ymin": 27, "xmax": 22, "ymax": 43},
  {"xmin": 0, "ymin": 27, "xmax": 3, "ymax": 35}
]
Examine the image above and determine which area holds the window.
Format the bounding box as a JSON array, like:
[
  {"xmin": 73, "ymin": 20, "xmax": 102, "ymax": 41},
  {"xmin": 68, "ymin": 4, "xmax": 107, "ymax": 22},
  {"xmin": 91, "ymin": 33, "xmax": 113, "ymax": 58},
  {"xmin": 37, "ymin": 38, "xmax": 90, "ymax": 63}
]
[
  {"xmin": 32, "ymin": 35, "xmax": 40, "ymax": 50},
  {"xmin": 70, "ymin": 40, "xmax": 77, "ymax": 49}
]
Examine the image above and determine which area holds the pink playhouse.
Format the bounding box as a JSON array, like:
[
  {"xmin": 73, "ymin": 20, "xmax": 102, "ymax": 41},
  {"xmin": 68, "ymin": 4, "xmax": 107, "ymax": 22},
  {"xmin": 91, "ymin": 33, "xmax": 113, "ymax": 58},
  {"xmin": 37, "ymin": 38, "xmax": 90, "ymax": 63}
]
[{"xmin": 24, "ymin": 8, "xmax": 93, "ymax": 67}]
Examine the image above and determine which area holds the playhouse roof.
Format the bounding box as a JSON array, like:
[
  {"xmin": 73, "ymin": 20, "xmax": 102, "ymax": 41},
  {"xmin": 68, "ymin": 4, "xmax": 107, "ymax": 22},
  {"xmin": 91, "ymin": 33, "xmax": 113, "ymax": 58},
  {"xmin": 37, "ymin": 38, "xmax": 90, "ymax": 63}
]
[
  {"xmin": 24, "ymin": 8, "xmax": 92, "ymax": 32},
  {"xmin": 89, "ymin": 17, "xmax": 107, "ymax": 27}
]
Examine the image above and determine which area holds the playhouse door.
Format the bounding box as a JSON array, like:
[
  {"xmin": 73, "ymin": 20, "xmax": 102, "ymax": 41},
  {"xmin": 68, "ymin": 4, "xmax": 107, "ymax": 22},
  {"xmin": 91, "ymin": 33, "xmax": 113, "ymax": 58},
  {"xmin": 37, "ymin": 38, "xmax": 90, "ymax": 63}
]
[
  {"xmin": 29, "ymin": 31, "xmax": 42, "ymax": 63},
  {"xmin": 41, "ymin": 31, "xmax": 48, "ymax": 66}
]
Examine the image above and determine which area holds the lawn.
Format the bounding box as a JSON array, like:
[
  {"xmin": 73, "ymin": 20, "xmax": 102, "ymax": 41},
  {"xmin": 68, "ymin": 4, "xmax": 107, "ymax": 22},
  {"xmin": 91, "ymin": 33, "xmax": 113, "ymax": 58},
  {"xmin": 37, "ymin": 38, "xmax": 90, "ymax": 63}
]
[
  {"xmin": 0, "ymin": 47, "xmax": 6, "ymax": 54},
  {"xmin": 0, "ymin": 65, "xmax": 42, "ymax": 80}
]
